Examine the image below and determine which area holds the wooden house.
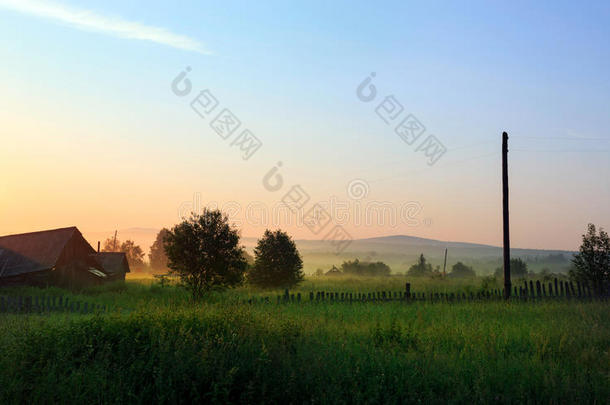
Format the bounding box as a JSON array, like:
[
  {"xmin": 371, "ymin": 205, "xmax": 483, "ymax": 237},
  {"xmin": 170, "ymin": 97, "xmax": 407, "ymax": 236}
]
[
  {"xmin": 0, "ymin": 227, "xmax": 107, "ymax": 288},
  {"xmin": 92, "ymin": 252, "xmax": 130, "ymax": 281}
]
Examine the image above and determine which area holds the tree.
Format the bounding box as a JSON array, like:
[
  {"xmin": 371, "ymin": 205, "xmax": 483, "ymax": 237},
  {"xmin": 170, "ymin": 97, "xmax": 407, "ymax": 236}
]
[
  {"xmin": 102, "ymin": 236, "xmax": 120, "ymax": 252},
  {"xmin": 120, "ymin": 240, "xmax": 145, "ymax": 268},
  {"xmin": 570, "ymin": 223, "xmax": 610, "ymax": 296},
  {"xmin": 102, "ymin": 236, "xmax": 144, "ymax": 268},
  {"xmin": 164, "ymin": 210, "xmax": 247, "ymax": 299},
  {"xmin": 340, "ymin": 259, "xmax": 391, "ymax": 277},
  {"xmin": 149, "ymin": 228, "xmax": 170, "ymax": 271},
  {"xmin": 494, "ymin": 258, "xmax": 528, "ymax": 278},
  {"xmin": 248, "ymin": 230, "xmax": 304, "ymax": 288},
  {"xmin": 407, "ymin": 254, "xmax": 434, "ymax": 277},
  {"xmin": 448, "ymin": 262, "xmax": 476, "ymax": 278}
]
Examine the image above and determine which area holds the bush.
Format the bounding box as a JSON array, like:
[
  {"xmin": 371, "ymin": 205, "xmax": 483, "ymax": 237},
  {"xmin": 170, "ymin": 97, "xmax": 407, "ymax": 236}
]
[
  {"xmin": 407, "ymin": 254, "xmax": 434, "ymax": 277},
  {"xmin": 340, "ymin": 259, "xmax": 391, "ymax": 277},
  {"xmin": 448, "ymin": 262, "xmax": 476, "ymax": 278}
]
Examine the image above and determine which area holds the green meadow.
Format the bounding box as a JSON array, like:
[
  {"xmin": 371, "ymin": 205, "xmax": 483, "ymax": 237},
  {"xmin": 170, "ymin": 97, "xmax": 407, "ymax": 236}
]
[{"xmin": 1, "ymin": 277, "xmax": 608, "ymax": 404}]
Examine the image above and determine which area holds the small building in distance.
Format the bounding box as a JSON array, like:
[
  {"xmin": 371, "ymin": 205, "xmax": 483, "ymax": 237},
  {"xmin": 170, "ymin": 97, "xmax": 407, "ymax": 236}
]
[
  {"xmin": 0, "ymin": 227, "xmax": 107, "ymax": 288},
  {"xmin": 325, "ymin": 265, "xmax": 342, "ymax": 276},
  {"xmin": 92, "ymin": 252, "xmax": 130, "ymax": 281}
]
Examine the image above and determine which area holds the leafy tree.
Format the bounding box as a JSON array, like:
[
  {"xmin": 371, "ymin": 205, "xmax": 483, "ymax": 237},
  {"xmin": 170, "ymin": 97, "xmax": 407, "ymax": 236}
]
[
  {"xmin": 120, "ymin": 240, "xmax": 145, "ymax": 268},
  {"xmin": 102, "ymin": 236, "xmax": 144, "ymax": 267},
  {"xmin": 340, "ymin": 259, "xmax": 391, "ymax": 277},
  {"xmin": 164, "ymin": 210, "xmax": 247, "ymax": 299},
  {"xmin": 407, "ymin": 254, "xmax": 434, "ymax": 277},
  {"xmin": 448, "ymin": 262, "xmax": 476, "ymax": 278},
  {"xmin": 102, "ymin": 236, "xmax": 120, "ymax": 252},
  {"xmin": 149, "ymin": 228, "xmax": 170, "ymax": 271},
  {"xmin": 494, "ymin": 258, "xmax": 528, "ymax": 278},
  {"xmin": 570, "ymin": 223, "xmax": 610, "ymax": 295},
  {"xmin": 248, "ymin": 230, "xmax": 304, "ymax": 288}
]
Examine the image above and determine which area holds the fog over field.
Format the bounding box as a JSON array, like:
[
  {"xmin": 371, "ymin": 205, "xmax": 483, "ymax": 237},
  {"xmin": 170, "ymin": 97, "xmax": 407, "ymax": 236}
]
[{"xmin": 84, "ymin": 228, "xmax": 574, "ymax": 275}]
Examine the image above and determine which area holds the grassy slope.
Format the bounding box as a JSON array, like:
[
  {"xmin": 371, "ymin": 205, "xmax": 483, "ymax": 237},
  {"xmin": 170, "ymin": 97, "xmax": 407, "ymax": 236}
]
[{"xmin": 0, "ymin": 279, "xmax": 608, "ymax": 404}]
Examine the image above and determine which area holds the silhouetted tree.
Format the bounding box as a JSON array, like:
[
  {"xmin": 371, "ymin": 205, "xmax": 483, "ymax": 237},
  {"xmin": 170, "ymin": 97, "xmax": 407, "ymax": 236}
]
[
  {"xmin": 570, "ymin": 223, "xmax": 610, "ymax": 295},
  {"xmin": 164, "ymin": 210, "xmax": 247, "ymax": 299},
  {"xmin": 149, "ymin": 228, "xmax": 170, "ymax": 271},
  {"xmin": 248, "ymin": 230, "xmax": 304, "ymax": 288},
  {"xmin": 120, "ymin": 240, "xmax": 145, "ymax": 268},
  {"xmin": 102, "ymin": 236, "xmax": 120, "ymax": 252},
  {"xmin": 448, "ymin": 262, "xmax": 476, "ymax": 278},
  {"xmin": 407, "ymin": 254, "xmax": 434, "ymax": 277},
  {"xmin": 102, "ymin": 236, "xmax": 144, "ymax": 267}
]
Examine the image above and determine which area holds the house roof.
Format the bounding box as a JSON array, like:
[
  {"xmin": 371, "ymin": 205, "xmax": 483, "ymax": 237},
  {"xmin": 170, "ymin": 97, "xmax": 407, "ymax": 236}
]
[
  {"xmin": 92, "ymin": 252, "xmax": 131, "ymax": 275},
  {"xmin": 325, "ymin": 265, "xmax": 342, "ymax": 275},
  {"xmin": 0, "ymin": 227, "xmax": 90, "ymax": 278}
]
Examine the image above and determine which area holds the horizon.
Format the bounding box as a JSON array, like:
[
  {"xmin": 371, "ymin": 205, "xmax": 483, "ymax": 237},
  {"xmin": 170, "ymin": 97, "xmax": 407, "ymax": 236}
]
[{"xmin": 2, "ymin": 0, "xmax": 609, "ymax": 252}]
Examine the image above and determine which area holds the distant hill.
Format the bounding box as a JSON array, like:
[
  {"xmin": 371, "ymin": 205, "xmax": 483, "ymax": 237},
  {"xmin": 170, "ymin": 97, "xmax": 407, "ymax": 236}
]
[{"xmin": 287, "ymin": 235, "xmax": 575, "ymax": 276}]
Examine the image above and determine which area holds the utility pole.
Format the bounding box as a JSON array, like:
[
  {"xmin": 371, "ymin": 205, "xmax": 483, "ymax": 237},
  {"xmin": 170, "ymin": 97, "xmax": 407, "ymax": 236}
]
[
  {"xmin": 113, "ymin": 230, "xmax": 118, "ymax": 252},
  {"xmin": 442, "ymin": 248, "xmax": 448, "ymax": 277},
  {"xmin": 502, "ymin": 132, "xmax": 511, "ymax": 299}
]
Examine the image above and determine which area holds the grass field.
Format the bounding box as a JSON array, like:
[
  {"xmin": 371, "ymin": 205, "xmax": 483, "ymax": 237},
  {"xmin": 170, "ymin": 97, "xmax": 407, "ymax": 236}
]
[{"xmin": 1, "ymin": 277, "xmax": 608, "ymax": 404}]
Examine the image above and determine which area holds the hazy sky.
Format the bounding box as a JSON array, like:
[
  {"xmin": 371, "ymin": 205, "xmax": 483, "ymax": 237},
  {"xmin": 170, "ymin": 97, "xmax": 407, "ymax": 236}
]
[{"xmin": 1, "ymin": 0, "xmax": 608, "ymax": 250}]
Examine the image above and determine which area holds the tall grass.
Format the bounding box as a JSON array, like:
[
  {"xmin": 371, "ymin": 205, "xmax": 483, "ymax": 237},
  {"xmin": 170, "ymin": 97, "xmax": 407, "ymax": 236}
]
[{"xmin": 0, "ymin": 278, "xmax": 608, "ymax": 404}]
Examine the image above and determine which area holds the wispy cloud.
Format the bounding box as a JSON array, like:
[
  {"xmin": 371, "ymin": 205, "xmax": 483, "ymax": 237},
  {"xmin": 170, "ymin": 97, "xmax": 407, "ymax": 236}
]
[{"xmin": 0, "ymin": 0, "xmax": 210, "ymax": 54}]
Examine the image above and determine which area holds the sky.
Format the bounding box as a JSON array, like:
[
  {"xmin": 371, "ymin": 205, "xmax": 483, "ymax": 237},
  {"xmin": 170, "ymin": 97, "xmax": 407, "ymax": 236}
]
[{"xmin": 0, "ymin": 0, "xmax": 608, "ymax": 251}]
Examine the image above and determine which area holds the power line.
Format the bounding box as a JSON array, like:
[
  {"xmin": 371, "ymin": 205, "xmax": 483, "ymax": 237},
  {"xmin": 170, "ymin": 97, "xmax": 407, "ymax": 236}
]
[
  {"xmin": 511, "ymin": 149, "xmax": 610, "ymax": 153},
  {"xmin": 511, "ymin": 135, "xmax": 609, "ymax": 141}
]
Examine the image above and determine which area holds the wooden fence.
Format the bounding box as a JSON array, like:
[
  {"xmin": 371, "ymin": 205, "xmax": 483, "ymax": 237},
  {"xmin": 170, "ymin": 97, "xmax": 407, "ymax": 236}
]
[
  {"xmin": 0, "ymin": 295, "xmax": 107, "ymax": 314},
  {"xmin": 249, "ymin": 279, "xmax": 608, "ymax": 305}
]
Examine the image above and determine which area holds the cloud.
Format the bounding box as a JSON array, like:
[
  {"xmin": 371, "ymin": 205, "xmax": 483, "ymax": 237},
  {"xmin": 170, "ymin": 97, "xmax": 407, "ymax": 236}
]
[{"xmin": 0, "ymin": 0, "xmax": 210, "ymax": 54}]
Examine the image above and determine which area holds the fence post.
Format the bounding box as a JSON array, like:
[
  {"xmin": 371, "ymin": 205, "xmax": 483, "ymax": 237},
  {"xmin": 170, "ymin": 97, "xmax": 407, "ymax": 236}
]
[
  {"xmin": 554, "ymin": 278, "xmax": 559, "ymax": 297},
  {"xmin": 542, "ymin": 283, "xmax": 546, "ymax": 297},
  {"xmin": 560, "ymin": 281, "xmax": 565, "ymax": 297},
  {"xmin": 577, "ymin": 282, "xmax": 582, "ymax": 298},
  {"xmin": 23, "ymin": 296, "xmax": 31, "ymax": 313},
  {"xmin": 536, "ymin": 281, "xmax": 541, "ymax": 298},
  {"xmin": 0, "ymin": 296, "xmax": 5, "ymax": 313}
]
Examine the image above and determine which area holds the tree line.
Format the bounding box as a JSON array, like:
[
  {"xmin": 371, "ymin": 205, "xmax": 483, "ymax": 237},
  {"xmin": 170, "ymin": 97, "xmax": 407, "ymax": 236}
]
[
  {"xmin": 111, "ymin": 215, "xmax": 610, "ymax": 299},
  {"xmin": 161, "ymin": 209, "xmax": 304, "ymax": 299}
]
